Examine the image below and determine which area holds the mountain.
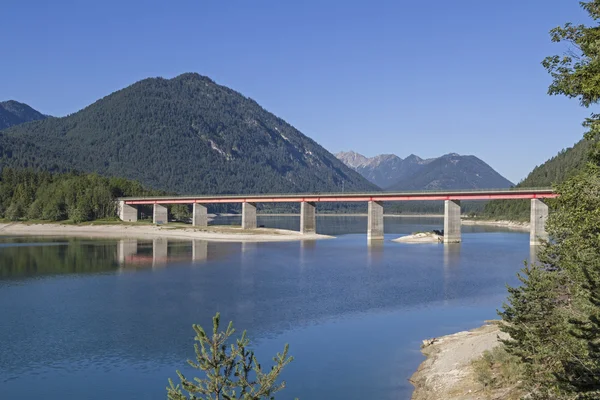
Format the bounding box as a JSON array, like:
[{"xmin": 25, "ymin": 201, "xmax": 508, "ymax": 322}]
[
  {"xmin": 0, "ymin": 101, "xmax": 47, "ymax": 130},
  {"xmin": 0, "ymin": 73, "xmax": 377, "ymax": 195},
  {"xmin": 336, "ymin": 151, "xmax": 407, "ymax": 188},
  {"xmin": 387, "ymin": 153, "xmax": 513, "ymax": 190},
  {"xmin": 336, "ymin": 151, "xmax": 513, "ymax": 190},
  {"xmin": 483, "ymin": 139, "xmax": 591, "ymax": 220}
]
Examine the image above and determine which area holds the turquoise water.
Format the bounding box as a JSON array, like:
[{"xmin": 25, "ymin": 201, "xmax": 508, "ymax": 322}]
[{"xmin": 0, "ymin": 217, "xmax": 531, "ymax": 399}]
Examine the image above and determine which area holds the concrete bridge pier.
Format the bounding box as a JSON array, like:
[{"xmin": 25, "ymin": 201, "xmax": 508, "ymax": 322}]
[
  {"xmin": 300, "ymin": 201, "xmax": 316, "ymax": 234},
  {"xmin": 118, "ymin": 201, "xmax": 138, "ymax": 222},
  {"xmin": 192, "ymin": 203, "xmax": 208, "ymax": 227},
  {"xmin": 367, "ymin": 201, "xmax": 384, "ymax": 241},
  {"xmin": 530, "ymin": 199, "xmax": 549, "ymax": 245},
  {"xmin": 153, "ymin": 204, "xmax": 168, "ymax": 225},
  {"xmin": 444, "ymin": 200, "xmax": 461, "ymax": 243},
  {"xmin": 242, "ymin": 202, "xmax": 257, "ymax": 229}
]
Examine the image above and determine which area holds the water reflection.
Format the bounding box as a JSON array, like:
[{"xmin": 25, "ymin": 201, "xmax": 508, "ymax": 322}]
[
  {"xmin": 367, "ymin": 240, "xmax": 384, "ymax": 266},
  {"xmin": 0, "ymin": 238, "xmax": 119, "ymax": 279},
  {"xmin": 117, "ymin": 239, "xmax": 216, "ymax": 269},
  {"xmin": 443, "ymin": 243, "xmax": 461, "ymax": 270},
  {"xmin": 0, "ymin": 238, "xmax": 222, "ymax": 279},
  {"xmin": 0, "ymin": 219, "xmax": 535, "ymax": 400}
]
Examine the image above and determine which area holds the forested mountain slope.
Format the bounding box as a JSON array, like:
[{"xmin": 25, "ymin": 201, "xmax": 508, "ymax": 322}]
[
  {"xmin": 0, "ymin": 101, "xmax": 47, "ymax": 130},
  {"xmin": 386, "ymin": 153, "xmax": 513, "ymax": 191},
  {"xmin": 0, "ymin": 73, "xmax": 377, "ymax": 195},
  {"xmin": 483, "ymin": 139, "xmax": 591, "ymax": 219}
]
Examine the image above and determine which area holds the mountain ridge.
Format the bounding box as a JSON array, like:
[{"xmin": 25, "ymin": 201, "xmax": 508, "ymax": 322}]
[
  {"xmin": 336, "ymin": 150, "xmax": 513, "ymax": 190},
  {"xmin": 0, "ymin": 73, "xmax": 378, "ymax": 195},
  {"xmin": 0, "ymin": 100, "xmax": 48, "ymax": 130}
]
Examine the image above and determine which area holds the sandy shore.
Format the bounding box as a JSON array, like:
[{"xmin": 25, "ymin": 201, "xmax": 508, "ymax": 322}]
[
  {"xmin": 461, "ymin": 219, "xmax": 530, "ymax": 231},
  {"xmin": 393, "ymin": 232, "xmax": 443, "ymax": 243},
  {"xmin": 411, "ymin": 322, "xmax": 507, "ymax": 400},
  {"xmin": 0, "ymin": 223, "xmax": 333, "ymax": 242}
]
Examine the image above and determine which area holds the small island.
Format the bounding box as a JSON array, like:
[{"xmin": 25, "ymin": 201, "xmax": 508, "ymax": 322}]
[{"xmin": 393, "ymin": 230, "xmax": 444, "ymax": 243}]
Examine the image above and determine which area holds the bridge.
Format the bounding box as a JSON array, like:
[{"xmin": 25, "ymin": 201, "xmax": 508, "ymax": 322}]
[{"xmin": 117, "ymin": 188, "xmax": 557, "ymax": 245}]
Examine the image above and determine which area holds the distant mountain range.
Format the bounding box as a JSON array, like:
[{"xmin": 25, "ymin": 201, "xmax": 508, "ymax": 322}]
[
  {"xmin": 336, "ymin": 150, "xmax": 513, "ymax": 190},
  {"xmin": 0, "ymin": 101, "xmax": 48, "ymax": 130},
  {"xmin": 0, "ymin": 73, "xmax": 376, "ymax": 195}
]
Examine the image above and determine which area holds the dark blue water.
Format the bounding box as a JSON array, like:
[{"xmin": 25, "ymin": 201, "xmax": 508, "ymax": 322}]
[{"xmin": 0, "ymin": 217, "xmax": 531, "ymax": 399}]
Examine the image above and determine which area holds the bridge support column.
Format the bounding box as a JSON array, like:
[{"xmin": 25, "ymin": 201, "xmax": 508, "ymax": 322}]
[
  {"xmin": 300, "ymin": 202, "xmax": 316, "ymax": 234},
  {"xmin": 192, "ymin": 203, "xmax": 208, "ymax": 227},
  {"xmin": 153, "ymin": 204, "xmax": 168, "ymax": 225},
  {"xmin": 118, "ymin": 201, "xmax": 138, "ymax": 222},
  {"xmin": 530, "ymin": 199, "xmax": 549, "ymax": 245},
  {"xmin": 242, "ymin": 202, "xmax": 257, "ymax": 229},
  {"xmin": 444, "ymin": 200, "xmax": 461, "ymax": 243},
  {"xmin": 367, "ymin": 201, "xmax": 384, "ymax": 241}
]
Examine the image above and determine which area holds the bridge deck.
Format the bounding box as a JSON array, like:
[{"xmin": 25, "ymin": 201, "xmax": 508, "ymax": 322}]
[{"xmin": 120, "ymin": 188, "xmax": 557, "ymax": 205}]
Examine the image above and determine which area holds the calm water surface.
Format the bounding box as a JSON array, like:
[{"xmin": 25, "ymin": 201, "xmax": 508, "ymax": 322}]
[{"xmin": 0, "ymin": 216, "xmax": 533, "ymax": 399}]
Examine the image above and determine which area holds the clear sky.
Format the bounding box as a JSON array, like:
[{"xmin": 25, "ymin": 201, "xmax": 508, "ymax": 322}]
[{"xmin": 1, "ymin": 0, "xmax": 593, "ymax": 183}]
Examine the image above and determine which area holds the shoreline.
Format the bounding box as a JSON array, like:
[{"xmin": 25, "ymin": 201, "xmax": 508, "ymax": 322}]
[
  {"xmin": 0, "ymin": 222, "xmax": 333, "ymax": 242},
  {"xmin": 411, "ymin": 322, "xmax": 506, "ymax": 400},
  {"xmin": 393, "ymin": 232, "xmax": 443, "ymax": 243},
  {"xmin": 461, "ymin": 219, "xmax": 530, "ymax": 231}
]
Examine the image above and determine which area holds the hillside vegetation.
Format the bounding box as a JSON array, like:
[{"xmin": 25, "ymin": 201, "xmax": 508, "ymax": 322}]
[
  {"xmin": 483, "ymin": 139, "xmax": 591, "ymax": 220},
  {"xmin": 0, "ymin": 73, "xmax": 376, "ymax": 196},
  {"xmin": 0, "ymin": 100, "xmax": 47, "ymax": 130},
  {"xmin": 0, "ymin": 168, "xmax": 160, "ymax": 223}
]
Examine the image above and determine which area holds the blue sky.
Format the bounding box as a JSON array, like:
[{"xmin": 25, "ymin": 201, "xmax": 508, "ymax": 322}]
[{"xmin": 1, "ymin": 0, "xmax": 592, "ymax": 183}]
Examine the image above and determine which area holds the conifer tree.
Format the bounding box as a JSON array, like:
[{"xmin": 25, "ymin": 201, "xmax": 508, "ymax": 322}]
[
  {"xmin": 167, "ymin": 313, "xmax": 294, "ymax": 400},
  {"xmin": 498, "ymin": 2, "xmax": 600, "ymax": 397},
  {"xmin": 498, "ymin": 262, "xmax": 567, "ymax": 397}
]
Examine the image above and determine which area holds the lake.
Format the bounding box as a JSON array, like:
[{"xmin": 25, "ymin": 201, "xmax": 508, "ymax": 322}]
[{"xmin": 0, "ymin": 216, "xmax": 532, "ymax": 399}]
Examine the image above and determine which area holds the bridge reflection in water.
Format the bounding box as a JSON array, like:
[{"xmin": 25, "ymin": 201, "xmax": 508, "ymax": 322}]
[{"xmin": 117, "ymin": 239, "xmax": 211, "ymax": 269}]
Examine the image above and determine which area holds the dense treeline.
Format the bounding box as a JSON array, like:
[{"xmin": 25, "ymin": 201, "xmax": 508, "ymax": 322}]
[
  {"xmin": 0, "ymin": 168, "xmax": 161, "ymax": 222},
  {"xmin": 0, "ymin": 73, "xmax": 376, "ymax": 196},
  {"xmin": 483, "ymin": 139, "xmax": 591, "ymax": 220}
]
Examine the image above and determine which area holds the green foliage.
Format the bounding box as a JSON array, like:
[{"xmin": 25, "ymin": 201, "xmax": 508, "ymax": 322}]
[
  {"xmin": 0, "ymin": 73, "xmax": 376, "ymax": 197},
  {"xmin": 498, "ymin": 167, "xmax": 600, "ymax": 399},
  {"xmin": 498, "ymin": 262, "xmax": 568, "ymax": 397},
  {"xmin": 483, "ymin": 139, "xmax": 591, "ymax": 220},
  {"xmin": 167, "ymin": 313, "xmax": 294, "ymax": 400},
  {"xmin": 171, "ymin": 204, "xmax": 192, "ymax": 222},
  {"xmin": 542, "ymin": 1, "xmax": 600, "ymax": 158},
  {"xmin": 471, "ymin": 345, "xmax": 524, "ymax": 397},
  {"xmin": 496, "ymin": 4, "xmax": 600, "ymax": 399},
  {"xmin": 0, "ymin": 168, "xmax": 161, "ymax": 222}
]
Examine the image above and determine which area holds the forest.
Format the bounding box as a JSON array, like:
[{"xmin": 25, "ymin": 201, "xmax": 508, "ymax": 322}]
[
  {"xmin": 0, "ymin": 73, "xmax": 376, "ymax": 196},
  {"xmin": 482, "ymin": 138, "xmax": 590, "ymax": 220},
  {"xmin": 480, "ymin": 2, "xmax": 600, "ymax": 398},
  {"xmin": 0, "ymin": 168, "xmax": 161, "ymax": 223}
]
